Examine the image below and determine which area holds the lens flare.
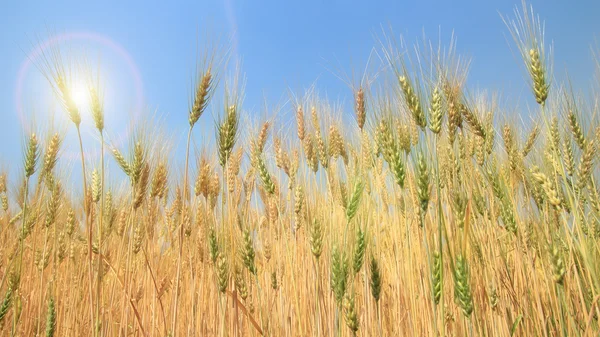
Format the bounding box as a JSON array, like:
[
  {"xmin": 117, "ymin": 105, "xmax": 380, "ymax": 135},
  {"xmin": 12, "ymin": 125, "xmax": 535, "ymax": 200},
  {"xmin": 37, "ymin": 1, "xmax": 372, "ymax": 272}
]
[
  {"xmin": 15, "ymin": 31, "xmax": 144, "ymax": 160},
  {"xmin": 70, "ymin": 83, "xmax": 90, "ymax": 110}
]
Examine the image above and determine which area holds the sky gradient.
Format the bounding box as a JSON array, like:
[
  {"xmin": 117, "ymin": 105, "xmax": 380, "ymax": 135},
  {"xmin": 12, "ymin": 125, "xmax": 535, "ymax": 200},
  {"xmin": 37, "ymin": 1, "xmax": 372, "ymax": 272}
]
[{"xmin": 1, "ymin": 0, "xmax": 599, "ymax": 185}]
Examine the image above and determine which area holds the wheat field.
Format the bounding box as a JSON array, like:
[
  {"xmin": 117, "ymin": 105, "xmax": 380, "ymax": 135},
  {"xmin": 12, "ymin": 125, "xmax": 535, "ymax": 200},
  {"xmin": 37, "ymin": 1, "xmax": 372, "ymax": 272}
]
[{"xmin": 1, "ymin": 3, "xmax": 599, "ymax": 337}]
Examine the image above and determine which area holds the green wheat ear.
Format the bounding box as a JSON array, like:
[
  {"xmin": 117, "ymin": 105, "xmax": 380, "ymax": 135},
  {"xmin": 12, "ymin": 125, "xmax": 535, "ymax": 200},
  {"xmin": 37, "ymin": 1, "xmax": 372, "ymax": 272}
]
[
  {"xmin": 294, "ymin": 186, "xmax": 305, "ymax": 231},
  {"xmin": 0, "ymin": 287, "xmax": 13, "ymax": 324},
  {"xmin": 44, "ymin": 181, "xmax": 61, "ymax": 228},
  {"xmin": 549, "ymin": 243, "xmax": 566, "ymax": 285},
  {"xmin": 431, "ymin": 250, "xmax": 442, "ymax": 305},
  {"xmin": 352, "ymin": 227, "xmax": 366, "ymax": 274},
  {"xmin": 416, "ymin": 151, "xmax": 430, "ymax": 214},
  {"xmin": 567, "ymin": 111, "xmax": 585, "ymax": 150},
  {"xmin": 45, "ymin": 297, "xmax": 56, "ymax": 337},
  {"xmin": 216, "ymin": 254, "xmax": 229, "ymax": 293},
  {"xmin": 522, "ymin": 124, "xmax": 539, "ymax": 157},
  {"xmin": 369, "ymin": 254, "xmax": 382, "ymax": 302},
  {"xmin": 217, "ymin": 105, "xmax": 239, "ymax": 168},
  {"xmin": 24, "ymin": 133, "xmax": 40, "ymax": 178},
  {"xmin": 257, "ymin": 156, "xmax": 275, "ymax": 195},
  {"xmin": 235, "ymin": 266, "xmax": 249, "ymax": 300},
  {"xmin": 310, "ymin": 218, "xmax": 324, "ymax": 259},
  {"xmin": 208, "ymin": 227, "xmax": 219, "ymax": 264},
  {"xmin": 242, "ymin": 227, "xmax": 257, "ymax": 275},
  {"xmin": 346, "ymin": 180, "xmax": 364, "ymax": 222},
  {"xmin": 453, "ymin": 254, "xmax": 474, "ymax": 317},
  {"xmin": 377, "ymin": 119, "xmax": 406, "ymax": 188},
  {"xmin": 112, "ymin": 148, "xmax": 131, "ymax": 176},
  {"xmin": 576, "ymin": 140, "xmax": 596, "ymax": 192},
  {"xmin": 331, "ymin": 246, "xmax": 349, "ymax": 306},
  {"xmin": 271, "ymin": 270, "xmax": 278, "ymax": 290},
  {"xmin": 562, "ymin": 135, "xmax": 574, "ymax": 177},
  {"xmin": 343, "ymin": 290, "xmax": 360, "ymax": 335},
  {"xmin": 399, "ymin": 75, "xmax": 426, "ymax": 129},
  {"xmin": 131, "ymin": 141, "xmax": 145, "ymax": 185}
]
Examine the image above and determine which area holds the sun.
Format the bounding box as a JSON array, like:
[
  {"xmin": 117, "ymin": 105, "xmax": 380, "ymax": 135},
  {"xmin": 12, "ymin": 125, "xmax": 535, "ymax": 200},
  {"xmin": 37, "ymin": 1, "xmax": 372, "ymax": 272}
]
[{"xmin": 70, "ymin": 83, "xmax": 90, "ymax": 109}]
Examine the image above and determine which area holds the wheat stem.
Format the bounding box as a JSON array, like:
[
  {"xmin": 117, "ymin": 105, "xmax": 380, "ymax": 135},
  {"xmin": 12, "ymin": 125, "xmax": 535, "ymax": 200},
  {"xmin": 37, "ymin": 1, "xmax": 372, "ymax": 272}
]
[{"xmin": 172, "ymin": 126, "xmax": 192, "ymax": 336}]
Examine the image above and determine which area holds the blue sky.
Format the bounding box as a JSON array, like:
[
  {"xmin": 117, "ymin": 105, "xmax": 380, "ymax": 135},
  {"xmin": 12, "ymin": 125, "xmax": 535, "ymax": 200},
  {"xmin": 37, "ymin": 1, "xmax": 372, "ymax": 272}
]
[{"xmin": 0, "ymin": 0, "xmax": 599, "ymax": 185}]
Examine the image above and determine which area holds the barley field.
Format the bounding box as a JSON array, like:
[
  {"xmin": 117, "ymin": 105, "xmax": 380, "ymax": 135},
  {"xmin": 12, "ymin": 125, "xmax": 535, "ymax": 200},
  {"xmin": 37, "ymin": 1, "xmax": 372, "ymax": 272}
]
[{"xmin": 1, "ymin": 2, "xmax": 599, "ymax": 337}]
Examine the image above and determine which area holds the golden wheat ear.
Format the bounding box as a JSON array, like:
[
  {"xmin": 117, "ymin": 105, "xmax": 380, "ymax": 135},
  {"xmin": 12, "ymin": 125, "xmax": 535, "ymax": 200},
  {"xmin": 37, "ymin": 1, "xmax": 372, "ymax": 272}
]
[{"xmin": 502, "ymin": 1, "xmax": 552, "ymax": 106}]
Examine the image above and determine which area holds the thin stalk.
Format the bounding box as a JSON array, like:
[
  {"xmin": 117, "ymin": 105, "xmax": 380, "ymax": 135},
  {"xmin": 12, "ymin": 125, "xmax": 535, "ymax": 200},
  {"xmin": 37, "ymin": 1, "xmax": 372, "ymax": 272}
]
[
  {"xmin": 51, "ymin": 201, "xmax": 59, "ymax": 336},
  {"xmin": 17, "ymin": 177, "xmax": 30, "ymax": 279},
  {"xmin": 557, "ymin": 285, "xmax": 569, "ymax": 337},
  {"xmin": 172, "ymin": 126, "xmax": 192, "ymax": 336},
  {"xmin": 314, "ymin": 258, "xmax": 321, "ymax": 337},
  {"xmin": 76, "ymin": 125, "xmax": 94, "ymax": 336},
  {"xmin": 13, "ymin": 177, "xmax": 30, "ymax": 334},
  {"xmin": 376, "ymin": 300, "xmax": 382, "ymax": 337},
  {"xmin": 36, "ymin": 225, "xmax": 50, "ymax": 334},
  {"xmin": 141, "ymin": 245, "xmax": 168, "ymax": 337},
  {"xmin": 96, "ymin": 131, "xmax": 104, "ymax": 336},
  {"xmin": 434, "ymin": 134, "xmax": 444, "ymax": 337},
  {"xmin": 122, "ymin": 197, "xmax": 137, "ymax": 335}
]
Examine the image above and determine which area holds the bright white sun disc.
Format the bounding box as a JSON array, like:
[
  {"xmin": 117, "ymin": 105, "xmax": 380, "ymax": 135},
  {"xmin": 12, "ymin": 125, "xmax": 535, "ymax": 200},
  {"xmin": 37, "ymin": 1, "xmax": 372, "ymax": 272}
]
[{"xmin": 70, "ymin": 85, "xmax": 90, "ymax": 108}]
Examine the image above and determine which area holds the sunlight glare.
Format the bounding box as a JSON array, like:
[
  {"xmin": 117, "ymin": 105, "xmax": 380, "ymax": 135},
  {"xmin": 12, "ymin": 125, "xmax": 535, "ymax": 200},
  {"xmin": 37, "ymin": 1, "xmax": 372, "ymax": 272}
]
[{"xmin": 70, "ymin": 84, "xmax": 90, "ymax": 109}]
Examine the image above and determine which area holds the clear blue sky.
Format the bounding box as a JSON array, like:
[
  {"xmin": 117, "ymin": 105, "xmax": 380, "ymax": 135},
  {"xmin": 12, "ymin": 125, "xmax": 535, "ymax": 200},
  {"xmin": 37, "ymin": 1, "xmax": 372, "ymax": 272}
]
[{"xmin": 0, "ymin": 0, "xmax": 599, "ymax": 184}]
